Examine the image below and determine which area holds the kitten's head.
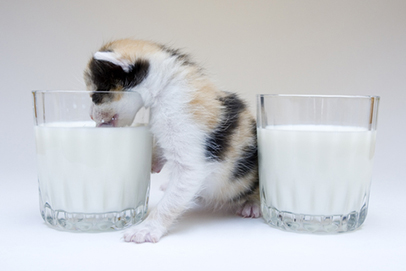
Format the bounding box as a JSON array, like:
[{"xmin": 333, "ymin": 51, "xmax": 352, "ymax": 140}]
[{"xmin": 84, "ymin": 39, "xmax": 161, "ymax": 127}]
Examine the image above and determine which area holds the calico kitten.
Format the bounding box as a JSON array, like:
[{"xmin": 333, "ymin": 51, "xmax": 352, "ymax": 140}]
[{"xmin": 84, "ymin": 39, "xmax": 260, "ymax": 243}]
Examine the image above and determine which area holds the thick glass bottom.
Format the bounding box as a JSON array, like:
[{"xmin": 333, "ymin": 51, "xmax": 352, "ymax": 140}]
[
  {"xmin": 40, "ymin": 202, "xmax": 148, "ymax": 232},
  {"xmin": 261, "ymin": 203, "xmax": 368, "ymax": 233}
]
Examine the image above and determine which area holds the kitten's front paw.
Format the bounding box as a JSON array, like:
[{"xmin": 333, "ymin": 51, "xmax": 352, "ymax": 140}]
[
  {"xmin": 123, "ymin": 221, "xmax": 166, "ymax": 243},
  {"xmin": 237, "ymin": 201, "xmax": 261, "ymax": 218}
]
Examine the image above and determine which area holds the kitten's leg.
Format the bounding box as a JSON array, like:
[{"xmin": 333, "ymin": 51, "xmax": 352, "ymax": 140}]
[{"xmin": 124, "ymin": 163, "xmax": 205, "ymax": 243}]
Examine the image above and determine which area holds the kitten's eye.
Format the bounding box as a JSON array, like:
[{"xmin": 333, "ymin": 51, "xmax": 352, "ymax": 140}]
[{"xmin": 92, "ymin": 92, "xmax": 109, "ymax": 104}]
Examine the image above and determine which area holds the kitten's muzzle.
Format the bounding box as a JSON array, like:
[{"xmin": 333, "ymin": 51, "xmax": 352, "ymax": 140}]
[{"xmin": 95, "ymin": 114, "xmax": 119, "ymax": 127}]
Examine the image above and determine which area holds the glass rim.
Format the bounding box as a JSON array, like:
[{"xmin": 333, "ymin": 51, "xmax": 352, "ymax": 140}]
[{"xmin": 257, "ymin": 94, "xmax": 380, "ymax": 100}]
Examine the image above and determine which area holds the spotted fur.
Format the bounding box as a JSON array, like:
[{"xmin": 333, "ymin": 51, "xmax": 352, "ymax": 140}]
[{"xmin": 84, "ymin": 39, "xmax": 260, "ymax": 243}]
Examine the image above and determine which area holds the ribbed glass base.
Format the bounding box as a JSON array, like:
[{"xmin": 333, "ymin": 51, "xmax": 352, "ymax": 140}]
[
  {"xmin": 261, "ymin": 203, "xmax": 368, "ymax": 233},
  {"xmin": 40, "ymin": 203, "xmax": 147, "ymax": 232}
]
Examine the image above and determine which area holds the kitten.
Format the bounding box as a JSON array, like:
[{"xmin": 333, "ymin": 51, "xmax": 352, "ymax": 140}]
[{"xmin": 84, "ymin": 39, "xmax": 260, "ymax": 243}]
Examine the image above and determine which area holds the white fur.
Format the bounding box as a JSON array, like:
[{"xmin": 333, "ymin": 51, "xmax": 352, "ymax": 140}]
[
  {"xmin": 122, "ymin": 53, "xmax": 214, "ymax": 242},
  {"xmin": 90, "ymin": 50, "xmax": 253, "ymax": 243}
]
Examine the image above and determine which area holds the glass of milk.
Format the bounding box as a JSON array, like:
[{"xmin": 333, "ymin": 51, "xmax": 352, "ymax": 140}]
[
  {"xmin": 257, "ymin": 94, "xmax": 379, "ymax": 233},
  {"xmin": 32, "ymin": 90, "xmax": 152, "ymax": 231}
]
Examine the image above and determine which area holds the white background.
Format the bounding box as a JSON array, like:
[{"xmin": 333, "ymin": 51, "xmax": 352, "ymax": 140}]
[{"xmin": 1, "ymin": 1, "xmax": 405, "ymax": 270}]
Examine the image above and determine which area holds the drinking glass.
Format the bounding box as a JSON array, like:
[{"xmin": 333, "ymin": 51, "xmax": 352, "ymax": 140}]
[
  {"xmin": 32, "ymin": 90, "xmax": 151, "ymax": 231},
  {"xmin": 257, "ymin": 94, "xmax": 379, "ymax": 233}
]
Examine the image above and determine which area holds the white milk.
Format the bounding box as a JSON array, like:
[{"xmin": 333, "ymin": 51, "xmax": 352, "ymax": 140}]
[
  {"xmin": 35, "ymin": 122, "xmax": 152, "ymax": 213},
  {"xmin": 258, "ymin": 125, "xmax": 376, "ymax": 215}
]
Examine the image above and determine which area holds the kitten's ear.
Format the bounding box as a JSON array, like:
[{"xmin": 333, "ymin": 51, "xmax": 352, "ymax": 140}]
[{"xmin": 93, "ymin": 51, "xmax": 132, "ymax": 72}]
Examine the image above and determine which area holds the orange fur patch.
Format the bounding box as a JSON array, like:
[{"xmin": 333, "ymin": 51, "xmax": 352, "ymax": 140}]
[
  {"xmin": 100, "ymin": 39, "xmax": 162, "ymax": 63},
  {"xmin": 188, "ymin": 82, "xmax": 222, "ymax": 132}
]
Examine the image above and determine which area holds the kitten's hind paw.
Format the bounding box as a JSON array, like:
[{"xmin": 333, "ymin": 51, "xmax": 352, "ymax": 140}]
[{"xmin": 237, "ymin": 201, "xmax": 261, "ymax": 218}]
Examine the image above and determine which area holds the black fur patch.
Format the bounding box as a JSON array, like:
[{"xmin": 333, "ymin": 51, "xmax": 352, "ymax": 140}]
[
  {"xmin": 232, "ymin": 120, "xmax": 258, "ymax": 178},
  {"xmin": 160, "ymin": 45, "xmax": 195, "ymax": 66},
  {"xmin": 205, "ymin": 93, "xmax": 246, "ymax": 161},
  {"xmin": 89, "ymin": 58, "xmax": 149, "ymax": 104},
  {"xmin": 232, "ymin": 143, "xmax": 258, "ymax": 180}
]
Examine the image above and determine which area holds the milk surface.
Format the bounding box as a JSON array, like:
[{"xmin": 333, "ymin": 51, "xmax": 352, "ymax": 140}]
[
  {"xmin": 35, "ymin": 122, "xmax": 152, "ymax": 213},
  {"xmin": 258, "ymin": 125, "xmax": 376, "ymax": 215}
]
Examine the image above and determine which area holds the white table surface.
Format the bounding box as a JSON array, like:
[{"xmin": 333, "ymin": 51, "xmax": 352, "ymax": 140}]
[{"xmin": 1, "ymin": 167, "xmax": 405, "ymax": 271}]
